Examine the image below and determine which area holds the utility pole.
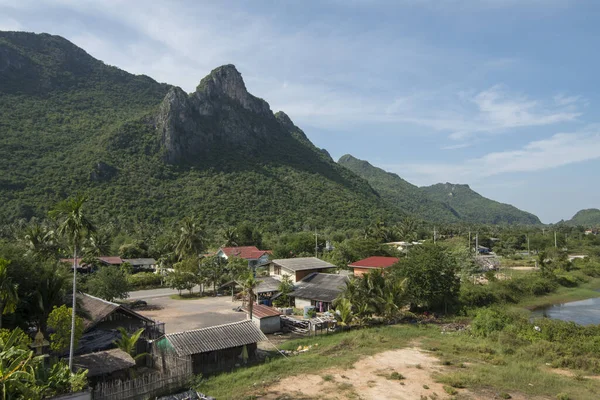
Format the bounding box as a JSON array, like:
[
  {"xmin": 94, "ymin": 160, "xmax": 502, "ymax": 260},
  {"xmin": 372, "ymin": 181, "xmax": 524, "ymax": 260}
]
[
  {"xmin": 554, "ymin": 231, "xmax": 557, "ymax": 248},
  {"xmin": 433, "ymin": 226, "xmax": 436, "ymax": 244},
  {"xmin": 468, "ymin": 230, "xmax": 471, "ymax": 252},
  {"xmin": 527, "ymin": 234, "xmax": 530, "ymax": 255},
  {"xmin": 314, "ymin": 228, "xmax": 318, "ymax": 258},
  {"xmin": 475, "ymin": 233, "xmax": 479, "ymax": 257}
]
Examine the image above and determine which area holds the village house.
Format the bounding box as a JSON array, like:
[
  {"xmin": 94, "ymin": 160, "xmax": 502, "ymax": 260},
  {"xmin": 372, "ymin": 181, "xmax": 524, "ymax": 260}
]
[
  {"xmin": 268, "ymin": 257, "xmax": 337, "ymax": 283},
  {"xmin": 287, "ymin": 272, "xmax": 349, "ymax": 312},
  {"xmin": 349, "ymin": 256, "xmax": 399, "ymax": 276},
  {"xmin": 247, "ymin": 304, "xmax": 281, "ymax": 333},
  {"xmin": 123, "ymin": 257, "xmax": 157, "ymax": 271},
  {"xmin": 75, "ymin": 293, "xmax": 162, "ymax": 355},
  {"xmin": 216, "ymin": 246, "xmax": 272, "ymax": 269},
  {"xmin": 60, "ymin": 256, "xmax": 123, "ymax": 272},
  {"xmin": 72, "ymin": 348, "xmax": 136, "ymax": 384},
  {"xmin": 154, "ymin": 320, "xmax": 267, "ymax": 375}
]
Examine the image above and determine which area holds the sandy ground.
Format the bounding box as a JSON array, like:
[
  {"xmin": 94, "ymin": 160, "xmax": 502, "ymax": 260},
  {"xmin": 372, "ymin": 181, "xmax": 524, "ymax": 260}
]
[
  {"xmin": 259, "ymin": 347, "xmax": 463, "ymax": 400},
  {"xmin": 257, "ymin": 347, "xmax": 544, "ymax": 400},
  {"xmin": 136, "ymin": 295, "xmax": 246, "ymax": 333}
]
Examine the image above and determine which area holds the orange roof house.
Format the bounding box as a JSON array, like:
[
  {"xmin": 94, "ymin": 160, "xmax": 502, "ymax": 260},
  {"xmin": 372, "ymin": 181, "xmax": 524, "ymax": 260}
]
[{"xmin": 349, "ymin": 256, "xmax": 399, "ymax": 276}]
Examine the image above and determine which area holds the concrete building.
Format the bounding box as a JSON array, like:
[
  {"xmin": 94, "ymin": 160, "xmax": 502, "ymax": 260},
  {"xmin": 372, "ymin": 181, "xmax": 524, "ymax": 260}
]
[
  {"xmin": 248, "ymin": 304, "xmax": 281, "ymax": 334},
  {"xmin": 268, "ymin": 257, "xmax": 337, "ymax": 283}
]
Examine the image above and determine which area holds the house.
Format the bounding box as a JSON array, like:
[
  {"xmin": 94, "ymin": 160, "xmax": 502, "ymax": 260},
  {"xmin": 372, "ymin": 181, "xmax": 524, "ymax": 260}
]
[
  {"xmin": 247, "ymin": 304, "xmax": 281, "ymax": 334},
  {"xmin": 60, "ymin": 256, "xmax": 123, "ymax": 272},
  {"xmin": 75, "ymin": 293, "xmax": 163, "ymax": 355},
  {"xmin": 154, "ymin": 320, "xmax": 267, "ymax": 375},
  {"xmin": 349, "ymin": 256, "xmax": 399, "ymax": 276},
  {"xmin": 123, "ymin": 258, "xmax": 157, "ymax": 271},
  {"xmin": 288, "ymin": 272, "xmax": 349, "ymax": 312},
  {"xmin": 216, "ymin": 246, "xmax": 272, "ymax": 269},
  {"xmin": 268, "ymin": 257, "xmax": 337, "ymax": 283},
  {"xmin": 255, "ymin": 276, "xmax": 282, "ymax": 305},
  {"xmin": 72, "ymin": 348, "xmax": 136, "ymax": 383}
]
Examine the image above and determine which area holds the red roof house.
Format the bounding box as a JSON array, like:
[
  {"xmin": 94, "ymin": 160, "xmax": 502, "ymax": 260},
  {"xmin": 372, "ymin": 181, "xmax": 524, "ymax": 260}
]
[
  {"xmin": 349, "ymin": 256, "xmax": 400, "ymax": 276},
  {"xmin": 216, "ymin": 246, "xmax": 272, "ymax": 268}
]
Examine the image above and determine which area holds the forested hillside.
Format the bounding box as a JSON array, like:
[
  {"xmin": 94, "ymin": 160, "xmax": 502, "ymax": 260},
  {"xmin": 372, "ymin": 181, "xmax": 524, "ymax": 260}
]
[
  {"xmin": 564, "ymin": 209, "xmax": 600, "ymax": 227},
  {"xmin": 0, "ymin": 31, "xmax": 397, "ymax": 231},
  {"xmin": 338, "ymin": 155, "xmax": 541, "ymax": 225}
]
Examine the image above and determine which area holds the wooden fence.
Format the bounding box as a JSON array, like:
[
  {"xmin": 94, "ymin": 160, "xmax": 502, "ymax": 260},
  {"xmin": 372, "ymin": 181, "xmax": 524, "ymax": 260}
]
[{"xmin": 92, "ymin": 362, "xmax": 191, "ymax": 400}]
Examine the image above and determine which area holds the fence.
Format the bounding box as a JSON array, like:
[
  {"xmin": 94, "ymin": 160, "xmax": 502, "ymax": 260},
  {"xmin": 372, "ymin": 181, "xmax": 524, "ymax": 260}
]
[{"xmin": 92, "ymin": 362, "xmax": 191, "ymax": 400}]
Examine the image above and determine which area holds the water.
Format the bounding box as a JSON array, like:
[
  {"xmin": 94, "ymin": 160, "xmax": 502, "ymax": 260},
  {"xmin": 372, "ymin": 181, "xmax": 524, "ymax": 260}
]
[{"xmin": 531, "ymin": 297, "xmax": 600, "ymax": 325}]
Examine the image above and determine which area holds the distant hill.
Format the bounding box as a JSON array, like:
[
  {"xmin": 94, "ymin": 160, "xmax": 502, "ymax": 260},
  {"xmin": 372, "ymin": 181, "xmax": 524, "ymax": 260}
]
[
  {"xmin": 564, "ymin": 209, "xmax": 600, "ymax": 227},
  {"xmin": 337, "ymin": 155, "xmax": 459, "ymax": 223},
  {"xmin": 420, "ymin": 183, "xmax": 541, "ymax": 225},
  {"xmin": 0, "ymin": 31, "xmax": 397, "ymax": 230},
  {"xmin": 338, "ymin": 155, "xmax": 541, "ymax": 225}
]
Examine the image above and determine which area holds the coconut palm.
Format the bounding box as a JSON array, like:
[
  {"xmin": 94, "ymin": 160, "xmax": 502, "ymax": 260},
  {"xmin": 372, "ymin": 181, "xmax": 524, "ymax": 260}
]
[
  {"xmin": 221, "ymin": 226, "xmax": 239, "ymax": 247},
  {"xmin": 34, "ymin": 265, "xmax": 68, "ymax": 336},
  {"xmin": 49, "ymin": 194, "xmax": 95, "ymax": 371},
  {"xmin": 0, "ymin": 259, "xmax": 18, "ymax": 330},
  {"xmin": 175, "ymin": 218, "xmax": 205, "ymax": 260},
  {"xmin": 241, "ymin": 274, "xmax": 259, "ymax": 320},
  {"xmin": 22, "ymin": 223, "xmax": 57, "ymax": 261},
  {"xmin": 334, "ymin": 298, "xmax": 354, "ymax": 330},
  {"xmin": 114, "ymin": 327, "xmax": 146, "ymax": 360}
]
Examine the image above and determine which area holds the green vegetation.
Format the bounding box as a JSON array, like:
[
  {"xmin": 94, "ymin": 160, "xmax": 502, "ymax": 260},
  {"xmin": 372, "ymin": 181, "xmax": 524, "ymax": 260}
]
[
  {"xmin": 338, "ymin": 154, "xmax": 541, "ymax": 225},
  {"xmin": 564, "ymin": 208, "xmax": 600, "ymax": 227}
]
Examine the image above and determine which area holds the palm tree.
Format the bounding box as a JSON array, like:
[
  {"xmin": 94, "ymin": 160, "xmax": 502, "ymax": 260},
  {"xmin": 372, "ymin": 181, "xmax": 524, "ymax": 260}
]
[
  {"xmin": 84, "ymin": 230, "xmax": 111, "ymax": 257},
  {"xmin": 21, "ymin": 223, "xmax": 57, "ymax": 261},
  {"xmin": 49, "ymin": 194, "xmax": 95, "ymax": 372},
  {"xmin": 34, "ymin": 265, "xmax": 68, "ymax": 337},
  {"xmin": 221, "ymin": 227, "xmax": 239, "ymax": 247},
  {"xmin": 114, "ymin": 327, "xmax": 146, "ymax": 360},
  {"xmin": 0, "ymin": 259, "xmax": 18, "ymax": 330},
  {"xmin": 334, "ymin": 298, "xmax": 354, "ymax": 330},
  {"xmin": 241, "ymin": 274, "xmax": 259, "ymax": 320},
  {"xmin": 175, "ymin": 218, "xmax": 204, "ymax": 260}
]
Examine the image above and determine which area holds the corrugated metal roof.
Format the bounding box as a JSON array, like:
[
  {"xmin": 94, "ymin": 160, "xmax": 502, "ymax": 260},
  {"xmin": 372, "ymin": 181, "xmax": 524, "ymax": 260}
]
[
  {"xmin": 163, "ymin": 320, "xmax": 267, "ymax": 356},
  {"xmin": 78, "ymin": 293, "xmax": 155, "ymax": 331},
  {"xmin": 248, "ymin": 304, "xmax": 281, "ymax": 319},
  {"xmin": 291, "ymin": 273, "xmax": 349, "ymax": 303},
  {"xmin": 255, "ymin": 276, "xmax": 281, "ymax": 293},
  {"xmin": 124, "ymin": 258, "xmax": 157, "ymax": 265},
  {"xmin": 349, "ymin": 256, "xmax": 399, "ymax": 268},
  {"xmin": 220, "ymin": 246, "xmax": 271, "ymax": 260},
  {"xmin": 272, "ymin": 257, "xmax": 336, "ymax": 272}
]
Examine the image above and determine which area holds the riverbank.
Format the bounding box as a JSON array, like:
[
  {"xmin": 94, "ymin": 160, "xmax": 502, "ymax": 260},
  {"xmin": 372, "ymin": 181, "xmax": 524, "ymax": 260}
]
[{"xmin": 517, "ymin": 277, "xmax": 600, "ymax": 310}]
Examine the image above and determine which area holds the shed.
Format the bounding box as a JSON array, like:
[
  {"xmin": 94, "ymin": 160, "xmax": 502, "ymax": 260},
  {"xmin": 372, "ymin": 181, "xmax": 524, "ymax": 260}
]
[
  {"xmin": 247, "ymin": 304, "xmax": 281, "ymax": 334},
  {"xmin": 72, "ymin": 348, "xmax": 135, "ymax": 382},
  {"xmin": 268, "ymin": 257, "xmax": 337, "ymax": 283},
  {"xmin": 155, "ymin": 320, "xmax": 267, "ymax": 375},
  {"xmin": 289, "ymin": 273, "xmax": 349, "ymax": 311}
]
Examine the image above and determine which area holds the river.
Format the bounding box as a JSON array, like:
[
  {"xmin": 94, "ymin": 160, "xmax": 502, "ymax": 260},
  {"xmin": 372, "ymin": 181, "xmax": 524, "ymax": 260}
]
[{"xmin": 531, "ymin": 297, "xmax": 600, "ymax": 325}]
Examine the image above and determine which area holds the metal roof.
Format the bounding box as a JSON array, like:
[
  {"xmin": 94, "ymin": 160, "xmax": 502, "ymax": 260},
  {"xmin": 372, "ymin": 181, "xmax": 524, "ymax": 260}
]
[
  {"xmin": 123, "ymin": 258, "xmax": 157, "ymax": 265},
  {"xmin": 349, "ymin": 256, "xmax": 399, "ymax": 269},
  {"xmin": 248, "ymin": 304, "xmax": 281, "ymax": 319},
  {"xmin": 162, "ymin": 320, "xmax": 267, "ymax": 356},
  {"xmin": 78, "ymin": 293, "xmax": 155, "ymax": 331},
  {"xmin": 271, "ymin": 257, "xmax": 336, "ymax": 272},
  {"xmin": 255, "ymin": 276, "xmax": 281, "ymax": 293},
  {"xmin": 291, "ymin": 273, "xmax": 349, "ymax": 303}
]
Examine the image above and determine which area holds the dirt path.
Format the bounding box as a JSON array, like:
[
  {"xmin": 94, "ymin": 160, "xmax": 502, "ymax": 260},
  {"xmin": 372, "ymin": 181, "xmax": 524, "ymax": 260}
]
[{"xmin": 259, "ymin": 347, "xmax": 465, "ymax": 399}]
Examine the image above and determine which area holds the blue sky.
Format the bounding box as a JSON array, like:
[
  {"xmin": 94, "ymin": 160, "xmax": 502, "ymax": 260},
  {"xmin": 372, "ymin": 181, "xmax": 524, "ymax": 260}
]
[{"xmin": 2, "ymin": 0, "xmax": 599, "ymax": 223}]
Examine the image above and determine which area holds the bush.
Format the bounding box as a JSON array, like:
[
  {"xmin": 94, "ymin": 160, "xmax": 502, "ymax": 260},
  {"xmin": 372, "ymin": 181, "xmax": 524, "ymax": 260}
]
[
  {"xmin": 460, "ymin": 283, "xmax": 498, "ymax": 308},
  {"xmin": 128, "ymin": 272, "xmax": 162, "ymax": 289},
  {"xmin": 471, "ymin": 308, "xmax": 514, "ymax": 337}
]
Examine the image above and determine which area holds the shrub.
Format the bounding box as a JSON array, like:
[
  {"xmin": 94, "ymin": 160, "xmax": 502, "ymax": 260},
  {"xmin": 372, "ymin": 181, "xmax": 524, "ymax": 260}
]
[
  {"xmin": 460, "ymin": 283, "xmax": 498, "ymax": 308},
  {"xmin": 443, "ymin": 385, "xmax": 458, "ymax": 395},
  {"xmin": 128, "ymin": 272, "xmax": 162, "ymax": 288},
  {"xmin": 471, "ymin": 308, "xmax": 514, "ymax": 337}
]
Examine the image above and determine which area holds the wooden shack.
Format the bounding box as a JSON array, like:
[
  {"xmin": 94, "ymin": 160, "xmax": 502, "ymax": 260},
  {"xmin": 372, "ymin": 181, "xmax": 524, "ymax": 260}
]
[{"xmin": 154, "ymin": 320, "xmax": 267, "ymax": 375}]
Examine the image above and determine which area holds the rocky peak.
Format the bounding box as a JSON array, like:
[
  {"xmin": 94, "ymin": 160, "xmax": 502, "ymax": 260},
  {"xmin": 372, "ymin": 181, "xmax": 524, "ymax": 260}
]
[
  {"xmin": 274, "ymin": 111, "xmax": 294, "ymax": 129},
  {"xmin": 195, "ymin": 64, "xmax": 270, "ymax": 115}
]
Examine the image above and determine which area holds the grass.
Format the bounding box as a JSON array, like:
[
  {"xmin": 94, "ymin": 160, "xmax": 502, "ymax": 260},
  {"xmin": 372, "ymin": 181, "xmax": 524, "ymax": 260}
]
[
  {"xmin": 197, "ymin": 323, "xmax": 600, "ymax": 399},
  {"xmin": 516, "ymin": 277, "xmax": 600, "ymax": 309}
]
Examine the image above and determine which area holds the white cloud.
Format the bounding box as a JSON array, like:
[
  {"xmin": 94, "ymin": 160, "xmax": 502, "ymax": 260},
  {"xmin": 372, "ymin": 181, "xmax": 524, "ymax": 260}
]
[
  {"xmin": 0, "ymin": 17, "xmax": 22, "ymax": 31},
  {"xmin": 387, "ymin": 127, "xmax": 600, "ymax": 185}
]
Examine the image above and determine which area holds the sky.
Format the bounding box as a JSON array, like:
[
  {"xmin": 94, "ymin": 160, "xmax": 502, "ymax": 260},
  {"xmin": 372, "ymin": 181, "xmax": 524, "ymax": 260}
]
[{"xmin": 1, "ymin": 0, "xmax": 600, "ymax": 223}]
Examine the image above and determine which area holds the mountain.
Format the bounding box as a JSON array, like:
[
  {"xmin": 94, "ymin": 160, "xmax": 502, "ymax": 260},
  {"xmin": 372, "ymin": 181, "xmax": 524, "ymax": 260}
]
[
  {"xmin": 420, "ymin": 183, "xmax": 541, "ymax": 225},
  {"xmin": 0, "ymin": 31, "xmax": 396, "ymax": 230},
  {"xmin": 564, "ymin": 209, "xmax": 600, "ymax": 227},
  {"xmin": 337, "ymin": 155, "xmax": 460, "ymax": 222},
  {"xmin": 338, "ymin": 155, "xmax": 541, "ymax": 225}
]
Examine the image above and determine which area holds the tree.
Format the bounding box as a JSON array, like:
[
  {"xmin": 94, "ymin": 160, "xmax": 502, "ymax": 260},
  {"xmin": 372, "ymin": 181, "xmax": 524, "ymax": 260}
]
[
  {"xmin": 395, "ymin": 244, "xmax": 460, "ymax": 313},
  {"xmin": 174, "ymin": 218, "xmax": 205, "ymax": 260},
  {"xmin": 47, "ymin": 305, "xmax": 84, "ymax": 355},
  {"xmin": 334, "ymin": 298, "xmax": 354, "ymax": 330},
  {"xmin": 226, "ymin": 256, "xmax": 249, "ymax": 281},
  {"xmin": 221, "ymin": 226, "xmax": 239, "ymax": 247},
  {"xmin": 34, "ymin": 264, "xmax": 69, "ymax": 336},
  {"xmin": 86, "ymin": 267, "xmax": 130, "ymax": 302},
  {"xmin": 84, "ymin": 230, "xmax": 111, "ymax": 257},
  {"xmin": 0, "ymin": 259, "xmax": 18, "ymax": 330},
  {"xmin": 167, "ymin": 271, "xmax": 196, "ymax": 295},
  {"xmin": 114, "ymin": 327, "xmax": 145, "ymax": 360},
  {"xmin": 199, "ymin": 256, "xmax": 226, "ymax": 295},
  {"xmin": 21, "ymin": 223, "xmax": 58, "ymax": 261},
  {"xmin": 241, "ymin": 274, "xmax": 259, "ymax": 320},
  {"xmin": 49, "ymin": 194, "xmax": 95, "ymax": 371},
  {"xmin": 273, "ymin": 275, "xmax": 294, "ymax": 307}
]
